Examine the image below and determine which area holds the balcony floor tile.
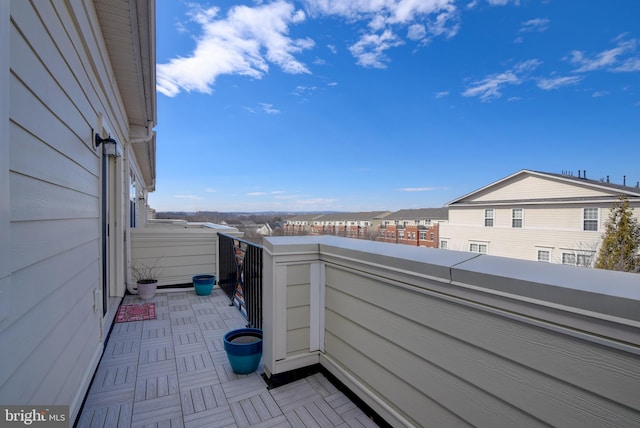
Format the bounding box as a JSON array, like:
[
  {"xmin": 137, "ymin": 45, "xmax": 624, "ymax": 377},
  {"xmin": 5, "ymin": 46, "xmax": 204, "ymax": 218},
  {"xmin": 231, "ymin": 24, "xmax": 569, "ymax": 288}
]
[{"xmin": 78, "ymin": 288, "xmax": 379, "ymax": 427}]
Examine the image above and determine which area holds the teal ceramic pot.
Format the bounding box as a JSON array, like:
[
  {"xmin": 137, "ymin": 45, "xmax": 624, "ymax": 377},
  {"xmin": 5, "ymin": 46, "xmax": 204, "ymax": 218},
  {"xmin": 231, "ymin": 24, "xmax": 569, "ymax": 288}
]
[
  {"xmin": 223, "ymin": 328, "xmax": 263, "ymax": 374},
  {"xmin": 193, "ymin": 274, "xmax": 215, "ymax": 296}
]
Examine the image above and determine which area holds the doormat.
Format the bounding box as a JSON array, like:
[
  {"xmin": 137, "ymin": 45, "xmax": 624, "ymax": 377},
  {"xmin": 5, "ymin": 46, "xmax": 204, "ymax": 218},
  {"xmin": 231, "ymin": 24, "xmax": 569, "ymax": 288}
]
[{"xmin": 116, "ymin": 303, "xmax": 156, "ymax": 323}]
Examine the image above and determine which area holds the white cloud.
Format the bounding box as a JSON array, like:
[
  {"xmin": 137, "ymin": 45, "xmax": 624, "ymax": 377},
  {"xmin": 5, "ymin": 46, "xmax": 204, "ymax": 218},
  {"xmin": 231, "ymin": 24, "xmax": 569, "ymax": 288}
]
[
  {"xmin": 463, "ymin": 72, "xmax": 519, "ymax": 100},
  {"xmin": 463, "ymin": 59, "xmax": 540, "ymax": 101},
  {"xmin": 592, "ymin": 91, "xmax": 609, "ymax": 98},
  {"xmin": 513, "ymin": 59, "xmax": 542, "ymax": 73},
  {"xmin": 174, "ymin": 194, "xmax": 202, "ymax": 200},
  {"xmin": 519, "ymin": 18, "xmax": 549, "ymax": 33},
  {"xmin": 260, "ymin": 103, "xmax": 281, "ymax": 114},
  {"xmin": 611, "ymin": 57, "xmax": 640, "ymax": 72},
  {"xmin": 568, "ymin": 36, "xmax": 637, "ymax": 73},
  {"xmin": 435, "ymin": 91, "xmax": 449, "ymax": 98},
  {"xmin": 157, "ymin": 1, "xmax": 314, "ymax": 97},
  {"xmin": 248, "ymin": 192, "xmax": 268, "ymax": 196},
  {"xmin": 327, "ymin": 44, "xmax": 337, "ymax": 54},
  {"xmin": 303, "ymin": 0, "xmax": 459, "ymax": 64},
  {"xmin": 486, "ymin": 0, "xmax": 520, "ymax": 5},
  {"xmin": 205, "ymin": 188, "xmax": 217, "ymax": 193},
  {"xmin": 349, "ymin": 30, "xmax": 403, "ymax": 68},
  {"xmin": 294, "ymin": 85, "xmax": 318, "ymax": 96},
  {"xmin": 407, "ymin": 23, "xmax": 426, "ymax": 41},
  {"xmin": 296, "ymin": 197, "xmax": 338, "ymax": 206},
  {"xmin": 537, "ymin": 75, "xmax": 582, "ymax": 90}
]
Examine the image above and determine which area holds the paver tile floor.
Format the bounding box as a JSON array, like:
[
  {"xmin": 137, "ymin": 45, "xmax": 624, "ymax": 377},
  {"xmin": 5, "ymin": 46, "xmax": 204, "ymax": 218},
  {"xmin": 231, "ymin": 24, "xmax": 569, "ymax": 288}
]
[{"xmin": 77, "ymin": 288, "xmax": 379, "ymax": 427}]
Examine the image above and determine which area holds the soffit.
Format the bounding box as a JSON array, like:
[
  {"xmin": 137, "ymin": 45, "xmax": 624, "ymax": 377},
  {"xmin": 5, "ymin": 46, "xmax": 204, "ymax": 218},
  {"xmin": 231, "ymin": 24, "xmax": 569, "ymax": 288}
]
[{"xmin": 94, "ymin": 0, "xmax": 157, "ymax": 190}]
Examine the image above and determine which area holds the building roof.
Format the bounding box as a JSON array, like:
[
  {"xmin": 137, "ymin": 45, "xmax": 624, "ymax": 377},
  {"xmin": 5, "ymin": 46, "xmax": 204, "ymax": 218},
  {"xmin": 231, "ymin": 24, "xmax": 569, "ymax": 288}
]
[
  {"xmin": 285, "ymin": 214, "xmax": 325, "ymax": 222},
  {"xmin": 384, "ymin": 208, "xmax": 449, "ymax": 220},
  {"xmin": 447, "ymin": 169, "xmax": 640, "ymax": 206},
  {"xmin": 314, "ymin": 211, "xmax": 391, "ymax": 222}
]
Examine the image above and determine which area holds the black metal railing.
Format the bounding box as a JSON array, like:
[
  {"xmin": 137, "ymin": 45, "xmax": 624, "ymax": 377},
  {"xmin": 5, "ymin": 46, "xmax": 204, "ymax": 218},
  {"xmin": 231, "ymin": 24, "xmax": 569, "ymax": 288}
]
[{"xmin": 218, "ymin": 233, "xmax": 263, "ymax": 329}]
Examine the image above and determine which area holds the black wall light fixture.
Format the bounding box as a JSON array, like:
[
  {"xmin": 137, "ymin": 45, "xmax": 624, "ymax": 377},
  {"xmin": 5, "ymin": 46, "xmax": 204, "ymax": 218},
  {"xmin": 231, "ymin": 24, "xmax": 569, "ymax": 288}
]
[{"xmin": 95, "ymin": 133, "xmax": 119, "ymax": 157}]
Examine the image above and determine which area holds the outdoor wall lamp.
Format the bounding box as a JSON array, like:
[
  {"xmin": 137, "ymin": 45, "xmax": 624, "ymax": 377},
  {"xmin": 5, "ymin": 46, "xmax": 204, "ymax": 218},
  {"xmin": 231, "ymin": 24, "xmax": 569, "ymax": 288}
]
[{"xmin": 95, "ymin": 133, "xmax": 119, "ymax": 157}]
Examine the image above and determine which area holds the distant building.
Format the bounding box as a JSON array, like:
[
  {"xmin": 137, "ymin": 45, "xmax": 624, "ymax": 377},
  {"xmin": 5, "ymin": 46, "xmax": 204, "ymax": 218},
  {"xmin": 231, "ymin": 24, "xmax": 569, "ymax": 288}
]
[
  {"xmin": 283, "ymin": 214, "xmax": 324, "ymax": 235},
  {"xmin": 283, "ymin": 212, "xmax": 391, "ymax": 238},
  {"xmin": 440, "ymin": 170, "xmax": 640, "ymax": 265},
  {"xmin": 256, "ymin": 223, "xmax": 273, "ymax": 236},
  {"xmin": 378, "ymin": 208, "xmax": 449, "ymax": 247},
  {"xmin": 308, "ymin": 211, "xmax": 391, "ymax": 239}
]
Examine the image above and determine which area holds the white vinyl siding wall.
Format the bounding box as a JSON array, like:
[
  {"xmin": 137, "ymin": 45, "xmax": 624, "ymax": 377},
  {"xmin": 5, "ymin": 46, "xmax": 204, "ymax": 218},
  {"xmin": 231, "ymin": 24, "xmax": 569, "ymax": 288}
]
[
  {"xmin": 0, "ymin": 1, "xmax": 135, "ymax": 418},
  {"xmin": 442, "ymin": 204, "xmax": 627, "ymax": 262},
  {"xmin": 472, "ymin": 174, "xmax": 616, "ymax": 201}
]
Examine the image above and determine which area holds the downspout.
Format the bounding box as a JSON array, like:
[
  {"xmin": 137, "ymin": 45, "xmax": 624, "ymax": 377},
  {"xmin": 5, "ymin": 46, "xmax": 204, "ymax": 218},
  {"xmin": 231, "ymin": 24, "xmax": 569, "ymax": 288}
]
[
  {"xmin": 129, "ymin": 120, "xmax": 154, "ymax": 144},
  {"xmin": 126, "ymin": 121, "xmax": 155, "ymax": 295}
]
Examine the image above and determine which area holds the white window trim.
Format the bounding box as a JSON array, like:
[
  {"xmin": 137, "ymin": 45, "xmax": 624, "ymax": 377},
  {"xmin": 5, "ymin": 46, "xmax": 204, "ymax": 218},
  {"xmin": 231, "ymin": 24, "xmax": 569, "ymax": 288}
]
[
  {"xmin": 561, "ymin": 249, "xmax": 595, "ymax": 267},
  {"xmin": 469, "ymin": 241, "xmax": 489, "ymax": 254},
  {"xmin": 536, "ymin": 249, "xmax": 551, "ymax": 262},
  {"xmin": 439, "ymin": 239, "xmax": 449, "ymax": 250},
  {"xmin": 583, "ymin": 207, "xmax": 599, "ymax": 232},
  {"xmin": 484, "ymin": 208, "xmax": 494, "ymax": 227},
  {"xmin": 512, "ymin": 208, "xmax": 524, "ymax": 228}
]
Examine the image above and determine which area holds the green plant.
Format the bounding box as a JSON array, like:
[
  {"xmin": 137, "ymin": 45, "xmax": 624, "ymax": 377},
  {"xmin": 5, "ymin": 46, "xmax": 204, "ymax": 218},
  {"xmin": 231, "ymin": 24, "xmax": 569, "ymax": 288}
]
[
  {"xmin": 595, "ymin": 195, "xmax": 640, "ymax": 273},
  {"xmin": 130, "ymin": 259, "xmax": 162, "ymax": 282}
]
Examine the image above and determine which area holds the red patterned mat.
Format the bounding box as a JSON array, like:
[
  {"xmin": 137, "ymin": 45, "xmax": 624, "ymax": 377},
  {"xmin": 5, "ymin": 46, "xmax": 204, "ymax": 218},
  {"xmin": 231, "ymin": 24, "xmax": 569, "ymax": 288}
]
[{"xmin": 116, "ymin": 303, "xmax": 156, "ymax": 323}]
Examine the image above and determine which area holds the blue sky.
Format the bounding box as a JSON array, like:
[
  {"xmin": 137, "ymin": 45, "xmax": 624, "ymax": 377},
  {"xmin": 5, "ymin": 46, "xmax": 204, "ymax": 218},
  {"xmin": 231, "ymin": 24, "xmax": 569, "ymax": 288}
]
[{"xmin": 150, "ymin": 0, "xmax": 640, "ymax": 213}]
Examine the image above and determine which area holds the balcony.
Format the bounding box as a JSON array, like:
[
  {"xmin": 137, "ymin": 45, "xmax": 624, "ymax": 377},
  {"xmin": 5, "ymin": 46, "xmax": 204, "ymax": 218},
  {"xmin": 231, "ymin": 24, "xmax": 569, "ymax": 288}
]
[{"xmin": 79, "ymin": 229, "xmax": 640, "ymax": 427}]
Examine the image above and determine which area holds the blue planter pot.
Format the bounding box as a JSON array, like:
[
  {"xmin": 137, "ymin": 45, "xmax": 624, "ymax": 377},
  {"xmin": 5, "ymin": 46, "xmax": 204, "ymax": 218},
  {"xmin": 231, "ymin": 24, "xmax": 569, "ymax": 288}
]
[
  {"xmin": 223, "ymin": 328, "xmax": 263, "ymax": 374},
  {"xmin": 193, "ymin": 274, "xmax": 215, "ymax": 296}
]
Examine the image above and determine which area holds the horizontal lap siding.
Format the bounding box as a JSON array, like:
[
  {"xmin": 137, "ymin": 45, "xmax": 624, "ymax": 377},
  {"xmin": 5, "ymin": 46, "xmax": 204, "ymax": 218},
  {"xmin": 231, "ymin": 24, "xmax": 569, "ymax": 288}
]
[
  {"xmin": 442, "ymin": 205, "xmax": 606, "ymax": 260},
  {"xmin": 286, "ymin": 265, "xmax": 310, "ymax": 355},
  {"xmin": 0, "ymin": 0, "xmax": 106, "ymax": 412},
  {"xmin": 324, "ymin": 265, "xmax": 640, "ymax": 427},
  {"xmin": 473, "ymin": 175, "xmax": 609, "ymax": 201},
  {"xmin": 131, "ymin": 230, "xmax": 218, "ymax": 285}
]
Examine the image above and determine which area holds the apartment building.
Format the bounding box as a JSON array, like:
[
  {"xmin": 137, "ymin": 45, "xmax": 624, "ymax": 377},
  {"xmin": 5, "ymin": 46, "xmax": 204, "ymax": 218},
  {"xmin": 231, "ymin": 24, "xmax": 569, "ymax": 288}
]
[
  {"xmin": 284, "ymin": 212, "xmax": 391, "ymax": 238},
  {"xmin": 440, "ymin": 170, "xmax": 640, "ymax": 265},
  {"xmin": 378, "ymin": 208, "xmax": 449, "ymax": 247},
  {"xmin": 282, "ymin": 214, "xmax": 324, "ymax": 235}
]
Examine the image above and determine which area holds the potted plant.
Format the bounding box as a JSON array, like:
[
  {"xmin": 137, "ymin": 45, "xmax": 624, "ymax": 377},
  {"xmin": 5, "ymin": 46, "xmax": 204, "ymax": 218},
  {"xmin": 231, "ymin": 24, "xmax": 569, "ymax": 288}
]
[
  {"xmin": 223, "ymin": 328, "xmax": 263, "ymax": 374},
  {"xmin": 192, "ymin": 274, "xmax": 216, "ymax": 296},
  {"xmin": 131, "ymin": 260, "xmax": 161, "ymax": 300}
]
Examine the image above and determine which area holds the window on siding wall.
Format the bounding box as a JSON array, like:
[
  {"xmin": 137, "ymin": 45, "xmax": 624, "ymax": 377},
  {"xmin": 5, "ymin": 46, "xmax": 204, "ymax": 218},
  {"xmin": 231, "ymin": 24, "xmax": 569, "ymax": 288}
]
[
  {"xmin": 583, "ymin": 208, "xmax": 599, "ymax": 231},
  {"xmin": 470, "ymin": 243, "xmax": 488, "ymax": 254},
  {"xmin": 512, "ymin": 208, "xmax": 523, "ymax": 228},
  {"xmin": 484, "ymin": 209, "xmax": 494, "ymax": 227},
  {"xmin": 537, "ymin": 250, "xmax": 550, "ymax": 262},
  {"xmin": 440, "ymin": 240, "xmax": 448, "ymax": 249},
  {"xmin": 562, "ymin": 253, "xmax": 576, "ymax": 265},
  {"xmin": 577, "ymin": 253, "xmax": 593, "ymax": 267}
]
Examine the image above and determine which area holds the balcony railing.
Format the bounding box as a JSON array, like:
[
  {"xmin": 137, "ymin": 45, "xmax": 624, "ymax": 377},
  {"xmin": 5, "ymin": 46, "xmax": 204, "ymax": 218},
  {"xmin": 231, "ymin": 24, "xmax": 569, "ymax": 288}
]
[
  {"xmin": 219, "ymin": 233, "xmax": 263, "ymax": 329},
  {"xmin": 261, "ymin": 235, "xmax": 640, "ymax": 427}
]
